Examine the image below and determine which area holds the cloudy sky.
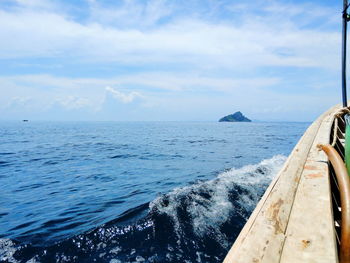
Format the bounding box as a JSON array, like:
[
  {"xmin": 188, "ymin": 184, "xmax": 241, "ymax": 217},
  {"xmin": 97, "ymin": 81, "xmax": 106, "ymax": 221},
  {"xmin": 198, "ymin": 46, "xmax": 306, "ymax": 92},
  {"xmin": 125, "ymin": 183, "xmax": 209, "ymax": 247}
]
[{"xmin": 0, "ymin": 0, "xmax": 344, "ymax": 121}]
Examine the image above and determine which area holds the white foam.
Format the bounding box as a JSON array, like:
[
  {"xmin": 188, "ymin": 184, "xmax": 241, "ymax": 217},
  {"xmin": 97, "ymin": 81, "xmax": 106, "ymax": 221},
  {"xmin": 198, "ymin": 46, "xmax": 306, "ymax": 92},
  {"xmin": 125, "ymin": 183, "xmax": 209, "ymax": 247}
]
[
  {"xmin": 0, "ymin": 239, "xmax": 19, "ymax": 263},
  {"xmin": 150, "ymin": 155, "xmax": 286, "ymax": 247},
  {"xmin": 0, "ymin": 155, "xmax": 287, "ymax": 263}
]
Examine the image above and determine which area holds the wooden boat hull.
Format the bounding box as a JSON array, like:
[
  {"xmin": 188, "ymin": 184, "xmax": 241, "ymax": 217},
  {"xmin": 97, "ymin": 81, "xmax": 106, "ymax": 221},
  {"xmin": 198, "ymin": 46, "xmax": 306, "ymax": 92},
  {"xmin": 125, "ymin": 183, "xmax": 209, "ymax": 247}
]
[{"xmin": 223, "ymin": 105, "xmax": 341, "ymax": 263}]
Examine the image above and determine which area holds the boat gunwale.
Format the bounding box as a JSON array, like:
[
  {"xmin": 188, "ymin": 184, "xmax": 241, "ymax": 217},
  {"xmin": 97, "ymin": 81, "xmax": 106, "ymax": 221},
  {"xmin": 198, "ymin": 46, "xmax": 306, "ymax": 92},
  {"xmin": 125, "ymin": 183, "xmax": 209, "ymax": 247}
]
[{"xmin": 223, "ymin": 104, "xmax": 341, "ymax": 263}]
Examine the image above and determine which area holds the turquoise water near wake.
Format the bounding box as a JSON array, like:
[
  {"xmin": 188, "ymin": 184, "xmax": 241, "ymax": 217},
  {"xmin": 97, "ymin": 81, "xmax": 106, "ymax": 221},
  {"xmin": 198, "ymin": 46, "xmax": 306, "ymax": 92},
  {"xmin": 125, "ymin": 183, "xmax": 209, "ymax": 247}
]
[{"xmin": 0, "ymin": 121, "xmax": 309, "ymax": 262}]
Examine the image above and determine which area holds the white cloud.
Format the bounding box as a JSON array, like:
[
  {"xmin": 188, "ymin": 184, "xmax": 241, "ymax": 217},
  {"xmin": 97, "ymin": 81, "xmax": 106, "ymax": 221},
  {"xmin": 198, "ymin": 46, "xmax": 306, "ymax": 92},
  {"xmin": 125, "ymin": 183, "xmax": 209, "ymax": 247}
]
[
  {"xmin": 14, "ymin": 0, "xmax": 55, "ymax": 10},
  {"xmin": 0, "ymin": 0, "xmax": 342, "ymax": 121},
  {"xmin": 87, "ymin": 0, "xmax": 172, "ymax": 28},
  {"xmin": 105, "ymin": 86, "xmax": 142, "ymax": 103},
  {"xmin": 5, "ymin": 96, "xmax": 32, "ymax": 110},
  {"xmin": 0, "ymin": 1, "xmax": 340, "ymax": 70},
  {"xmin": 56, "ymin": 96, "xmax": 92, "ymax": 110},
  {"xmin": 0, "ymin": 72, "xmax": 339, "ymax": 121}
]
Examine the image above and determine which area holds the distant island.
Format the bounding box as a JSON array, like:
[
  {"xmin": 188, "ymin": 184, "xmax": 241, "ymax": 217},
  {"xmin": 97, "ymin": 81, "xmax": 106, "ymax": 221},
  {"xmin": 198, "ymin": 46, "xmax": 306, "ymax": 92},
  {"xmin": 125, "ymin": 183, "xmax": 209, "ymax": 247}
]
[{"xmin": 219, "ymin": 111, "xmax": 251, "ymax": 122}]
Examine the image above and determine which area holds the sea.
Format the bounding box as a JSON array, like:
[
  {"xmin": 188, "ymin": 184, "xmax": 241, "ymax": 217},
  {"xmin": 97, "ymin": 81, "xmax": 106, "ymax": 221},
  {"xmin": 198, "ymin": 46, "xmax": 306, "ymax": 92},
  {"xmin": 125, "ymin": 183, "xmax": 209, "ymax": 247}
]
[{"xmin": 0, "ymin": 121, "xmax": 309, "ymax": 263}]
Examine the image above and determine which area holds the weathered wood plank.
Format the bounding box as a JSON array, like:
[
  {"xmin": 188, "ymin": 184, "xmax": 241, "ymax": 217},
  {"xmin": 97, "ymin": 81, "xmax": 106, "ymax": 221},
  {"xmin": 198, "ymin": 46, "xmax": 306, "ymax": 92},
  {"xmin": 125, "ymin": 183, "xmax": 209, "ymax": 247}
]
[
  {"xmin": 279, "ymin": 112, "xmax": 338, "ymax": 262},
  {"xmin": 223, "ymin": 105, "xmax": 340, "ymax": 263}
]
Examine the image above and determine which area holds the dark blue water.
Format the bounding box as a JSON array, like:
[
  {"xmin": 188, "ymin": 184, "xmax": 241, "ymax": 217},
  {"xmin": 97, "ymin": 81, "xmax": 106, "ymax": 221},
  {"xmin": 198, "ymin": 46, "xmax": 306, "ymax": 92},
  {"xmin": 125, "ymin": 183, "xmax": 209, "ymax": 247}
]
[{"xmin": 0, "ymin": 121, "xmax": 309, "ymax": 263}]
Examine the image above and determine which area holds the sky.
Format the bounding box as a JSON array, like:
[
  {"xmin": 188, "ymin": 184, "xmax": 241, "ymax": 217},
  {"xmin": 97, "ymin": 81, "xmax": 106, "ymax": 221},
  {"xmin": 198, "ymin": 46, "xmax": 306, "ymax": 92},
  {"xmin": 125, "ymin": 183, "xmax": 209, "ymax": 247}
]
[{"xmin": 0, "ymin": 0, "xmax": 345, "ymax": 121}]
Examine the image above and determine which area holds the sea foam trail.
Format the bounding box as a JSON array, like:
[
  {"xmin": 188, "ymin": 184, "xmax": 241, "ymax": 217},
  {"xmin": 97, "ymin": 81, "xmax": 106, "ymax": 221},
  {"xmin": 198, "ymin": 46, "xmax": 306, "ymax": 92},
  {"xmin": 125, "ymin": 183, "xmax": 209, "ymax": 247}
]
[
  {"xmin": 2, "ymin": 155, "xmax": 286, "ymax": 263},
  {"xmin": 149, "ymin": 155, "xmax": 286, "ymax": 249}
]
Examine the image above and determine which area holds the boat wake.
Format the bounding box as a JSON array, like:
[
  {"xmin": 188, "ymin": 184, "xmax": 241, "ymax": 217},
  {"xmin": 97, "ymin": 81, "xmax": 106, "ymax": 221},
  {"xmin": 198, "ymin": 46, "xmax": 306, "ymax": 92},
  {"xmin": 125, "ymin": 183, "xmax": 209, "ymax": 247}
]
[{"xmin": 1, "ymin": 155, "xmax": 286, "ymax": 263}]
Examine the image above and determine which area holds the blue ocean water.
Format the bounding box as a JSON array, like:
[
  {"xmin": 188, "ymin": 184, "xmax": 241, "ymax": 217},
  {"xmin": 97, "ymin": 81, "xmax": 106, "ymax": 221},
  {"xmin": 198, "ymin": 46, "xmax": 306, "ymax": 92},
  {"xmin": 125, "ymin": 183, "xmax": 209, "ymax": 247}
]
[{"xmin": 0, "ymin": 121, "xmax": 309, "ymax": 263}]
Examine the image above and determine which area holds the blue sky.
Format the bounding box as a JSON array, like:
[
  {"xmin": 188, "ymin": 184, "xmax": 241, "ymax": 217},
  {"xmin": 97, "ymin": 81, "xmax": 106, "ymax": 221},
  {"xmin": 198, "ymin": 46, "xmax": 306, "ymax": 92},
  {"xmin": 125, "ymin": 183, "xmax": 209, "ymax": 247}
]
[{"xmin": 0, "ymin": 0, "xmax": 344, "ymax": 121}]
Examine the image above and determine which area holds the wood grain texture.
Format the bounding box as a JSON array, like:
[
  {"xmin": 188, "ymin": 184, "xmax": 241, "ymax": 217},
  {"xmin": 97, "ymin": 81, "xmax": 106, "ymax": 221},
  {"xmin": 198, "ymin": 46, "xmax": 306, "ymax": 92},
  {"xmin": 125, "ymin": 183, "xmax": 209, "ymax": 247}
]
[
  {"xmin": 223, "ymin": 105, "xmax": 340, "ymax": 263},
  {"xmin": 280, "ymin": 111, "xmax": 338, "ymax": 263}
]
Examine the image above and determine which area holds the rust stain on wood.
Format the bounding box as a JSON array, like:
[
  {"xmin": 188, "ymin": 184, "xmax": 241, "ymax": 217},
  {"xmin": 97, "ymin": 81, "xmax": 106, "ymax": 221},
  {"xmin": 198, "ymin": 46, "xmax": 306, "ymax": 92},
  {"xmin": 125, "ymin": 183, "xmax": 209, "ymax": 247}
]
[
  {"xmin": 304, "ymin": 165, "xmax": 318, "ymax": 170},
  {"xmin": 306, "ymin": 173, "xmax": 323, "ymax": 179},
  {"xmin": 294, "ymin": 175, "xmax": 300, "ymax": 183},
  {"xmin": 267, "ymin": 198, "xmax": 284, "ymax": 235},
  {"xmin": 301, "ymin": 239, "xmax": 311, "ymax": 249}
]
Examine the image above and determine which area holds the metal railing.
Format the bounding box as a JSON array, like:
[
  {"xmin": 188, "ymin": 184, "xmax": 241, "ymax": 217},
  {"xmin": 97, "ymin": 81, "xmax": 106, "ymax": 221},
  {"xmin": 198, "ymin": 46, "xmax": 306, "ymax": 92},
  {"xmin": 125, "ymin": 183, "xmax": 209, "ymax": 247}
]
[{"xmin": 328, "ymin": 114, "xmax": 350, "ymax": 263}]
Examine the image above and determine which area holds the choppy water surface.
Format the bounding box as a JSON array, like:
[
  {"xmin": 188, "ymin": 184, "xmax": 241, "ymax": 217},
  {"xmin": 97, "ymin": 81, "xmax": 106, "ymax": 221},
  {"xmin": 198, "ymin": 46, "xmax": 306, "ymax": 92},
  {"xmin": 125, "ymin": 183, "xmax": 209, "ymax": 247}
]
[{"xmin": 0, "ymin": 121, "xmax": 309, "ymax": 263}]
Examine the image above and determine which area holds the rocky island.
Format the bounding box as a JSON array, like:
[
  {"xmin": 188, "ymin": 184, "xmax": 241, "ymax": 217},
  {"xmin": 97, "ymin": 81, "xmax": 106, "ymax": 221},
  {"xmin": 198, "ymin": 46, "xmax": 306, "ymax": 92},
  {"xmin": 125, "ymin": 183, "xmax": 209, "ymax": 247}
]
[{"xmin": 219, "ymin": 111, "xmax": 251, "ymax": 122}]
